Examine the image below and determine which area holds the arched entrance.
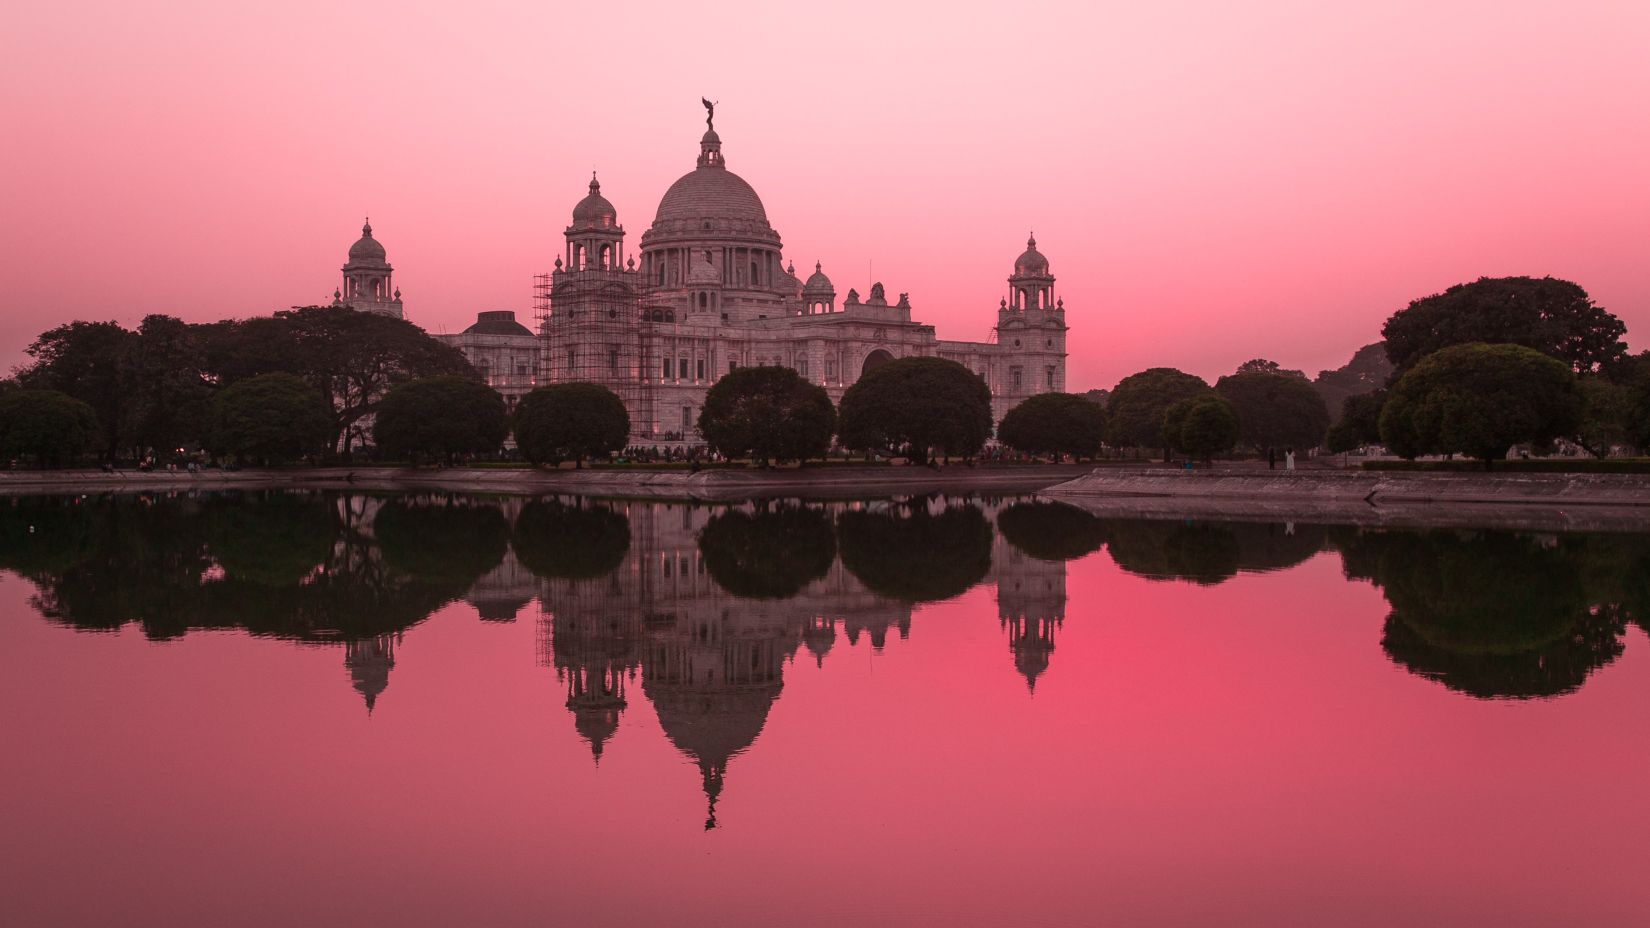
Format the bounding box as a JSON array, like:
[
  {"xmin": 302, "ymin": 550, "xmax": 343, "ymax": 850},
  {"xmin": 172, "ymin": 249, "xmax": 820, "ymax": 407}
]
[{"xmin": 861, "ymin": 349, "xmax": 895, "ymax": 378}]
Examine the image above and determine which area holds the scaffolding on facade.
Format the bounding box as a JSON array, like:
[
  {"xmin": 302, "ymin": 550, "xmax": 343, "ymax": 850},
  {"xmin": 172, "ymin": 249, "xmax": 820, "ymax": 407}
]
[{"xmin": 533, "ymin": 268, "xmax": 673, "ymax": 442}]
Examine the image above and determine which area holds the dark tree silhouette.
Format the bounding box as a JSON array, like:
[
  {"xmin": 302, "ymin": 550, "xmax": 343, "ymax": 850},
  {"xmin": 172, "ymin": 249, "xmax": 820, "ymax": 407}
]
[
  {"xmin": 374, "ymin": 375, "xmax": 509, "ymax": 463},
  {"xmin": 837, "ymin": 357, "xmax": 993, "ymax": 463},
  {"xmin": 697, "ymin": 504, "xmax": 836, "ymax": 598},
  {"xmin": 0, "ymin": 389, "xmax": 100, "ymax": 467},
  {"xmin": 204, "ymin": 373, "xmax": 333, "ymax": 464},
  {"xmin": 838, "ymin": 502, "xmax": 993, "ymax": 602},
  {"xmin": 997, "ymin": 393, "xmax": 1106, "ymax": 461},
  {"xmin": 511, "ymin": 499, "xmax": 631, "ymax": 579},
  {"xmin": 697, "ymin": 366, "xmax": 834, "ymax": 464},
  {"xmin": 1215, "ymin": 371, "xmax": 1331, "ymax": 451},
  {"xmin": 996, "ymin": 502, "xmax": 1107, "ymax": 561},
  {"xmin": 1104, "ymin": 367, "xmax": 1211, "ymax": 459},
  {"xmin": 1379, "ymin": 343, "xmax": 1582, "ymax": 465},
  {"xmin": 1381, "ymin": 276, "xmax": 1626, "ymax": 374},
  {"xmin": 513, "ymin": 383, "xmax": 629, "ymax": 467}
]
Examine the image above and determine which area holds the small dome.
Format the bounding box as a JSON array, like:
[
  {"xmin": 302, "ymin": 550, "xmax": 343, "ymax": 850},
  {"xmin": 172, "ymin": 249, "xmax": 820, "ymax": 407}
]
[
  {"xmin": 1014, "ymin": 234, "xmax": 1049, "ymax": 276},
  {"xmin": 687, "ymin": 251, "xmax": 722, "ymax": 284},
  {"xmin": 803, "ymin": 261, "xmax": 834, "ymax": 296},
  {"xmin": 348, "ymin": 220, "xmax": 387, "ymax": 264},
  {"xmin": 463, "ymin": 310, "xmax": 534, "ymax": 337},
  {"xmin": 572, "ymin": 174, "xmax": 617, "ymax": 227}
]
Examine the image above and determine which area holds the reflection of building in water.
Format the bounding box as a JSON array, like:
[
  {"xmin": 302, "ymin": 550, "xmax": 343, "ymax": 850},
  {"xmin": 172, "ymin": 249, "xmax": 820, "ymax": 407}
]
[
  {"xmin": 993, "ymin": 530, "xmax": 1068, "ymax": 692},
  {"xmin": 530, "ymin": 497, "xmax": 1078, "ymax": 826},
  {"xmin": 465, "ymin": 549, "xmax": 538, "ymax": 622},
  {"xmin": 343, "ymin": 633, "xmax": 401, "ymax": 714}
]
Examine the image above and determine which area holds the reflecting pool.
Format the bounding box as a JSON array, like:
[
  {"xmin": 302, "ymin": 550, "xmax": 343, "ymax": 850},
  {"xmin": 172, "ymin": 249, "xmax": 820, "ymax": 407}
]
[{"xmin": 3, "ymin": 491, "xmax": 1649, "ymax": 927}]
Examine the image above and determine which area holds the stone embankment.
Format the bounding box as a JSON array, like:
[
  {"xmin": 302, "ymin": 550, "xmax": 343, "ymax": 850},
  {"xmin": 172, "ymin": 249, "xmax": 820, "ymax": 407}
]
[
  {"xmin": 1041, "ymin": 468, "xmax": 1650, "ymax": 532},
  {"xmin": 0, "ymin": 464, "xmax": 1095, "ymax": 502}
]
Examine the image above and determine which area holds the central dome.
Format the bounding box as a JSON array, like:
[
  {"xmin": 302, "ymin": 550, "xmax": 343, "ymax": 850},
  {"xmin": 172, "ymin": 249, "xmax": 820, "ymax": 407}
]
[{"xmin": 655, "ymin": 167, "xmax": 768, "ymax": 224}]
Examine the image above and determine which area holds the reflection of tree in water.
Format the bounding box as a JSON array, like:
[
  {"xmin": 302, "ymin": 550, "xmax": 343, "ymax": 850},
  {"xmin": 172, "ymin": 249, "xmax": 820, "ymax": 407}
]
[
  {"xmin": 511, "ymin": 498, "xmax": 630, "ymax": 580},
  {"xmin": 1222, "ymin": 522, "xmax": 1328, "ymax": 574},
  {"xmin": 1336, "ymin": 528, "xmax": 1627, "ymax": 699},
  {"xmin": 837, "ymin": 500, "xmax": 993, "ymax": 603},
  {"xmin": 697, "ymin": 504, "xmax": 836, "ymax": 599},
  {"xmin": 1106, "ymin": 520, "xmax": 1239, "ymax": 586},
  {"xmin": 5, "ymin": 491, "xmax": 516, "ymax": 711},
  {"xmin": 0, "ymin": 496, "xmax": 96, "ymax": 578},
  {"xmin": 996, "ymin": 502, "xmax": 1106, "ymax": 562}
]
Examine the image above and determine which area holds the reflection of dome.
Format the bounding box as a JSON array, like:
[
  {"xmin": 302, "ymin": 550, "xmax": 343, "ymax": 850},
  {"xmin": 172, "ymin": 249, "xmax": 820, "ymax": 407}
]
[
  {"xmin": 572, "ymin": 174, "xmax": 618, "ymax": 227},
  {"xmin": 1013, "ymin": 234, "xmax": 1049, "ymax": 276},
  {"xmin": 348, "ymin": 220, "xmax": 387, "ymax": 264},
  {"xmin": 343, "ymin": 634, "xmax": 398, "ymax": 714}
]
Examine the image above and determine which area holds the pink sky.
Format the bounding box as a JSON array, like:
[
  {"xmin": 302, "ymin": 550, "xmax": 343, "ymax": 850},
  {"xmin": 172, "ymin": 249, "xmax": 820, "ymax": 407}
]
[{"xmin": 3, "ymin": 1, "xmax": 1647, "ymax": 391}]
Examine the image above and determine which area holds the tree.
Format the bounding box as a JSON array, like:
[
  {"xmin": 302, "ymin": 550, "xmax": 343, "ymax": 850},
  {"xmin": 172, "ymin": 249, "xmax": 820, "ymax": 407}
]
[
  {"xmin": 124, "ymin": 314, "xmax": 214, "ymax": 455},
  {"xmin": 264, "ymin": 306, "xmax": 475, "ymax": 454},
  {"xmin": 374, "ymin": 376, "xmax": 508, "ymax": 463},
  {"xmin": 1235, "ymin": 358, "xmax": 1307, "ymax": 379},
  {"xmin": 1313, "ymin": 343, "xmax": 1392, "ymax": 417},
  {"xmin": 1574, "ymin": 376, "xmax": 1633, "ymax": 459},
  {"xmin": 1214, "ymin": 371, "xmax": 1331, "ymax": 451},
  {"xmin": 1326, "ymin": 389, "xmax": 1386, "ymax": 454},
  {"xmin": 1378, "ymin": 343, "xmax": 1582, "ymax": 466},
  {"xmin": 1104, "ymin": 368, "xmax": 1211, "ymax": 459},
  {"xmin": 996, "ymin": 392, "xmax": 1106, "ymax": 461},
  {"xmin": 18, "ymin": 320, "xmax": 137, "ymax": 459},
  {"xmin": 203, "ymin": 373, "xmax": 333, "ymax": 464},
  {"xmin": 1381, "ymin": 276, "xmax": 1626, "ymax": 374},
  {"xmin": 513, "ymin": 383, "xmax": 629, "ymax": 467},
  {"xmin": 837, "ymin": 356, "xmax": 992, "ymax": 463},
  {"xmin": 0, "ymin": 389, "xmax": 101, "ymax": 467},
  {"xmin": 1163, "ymin": 394, "xmax": 1238, "ymax": 461},
  {"xmin": 697, "ymin": 366, "xmax": 834, "ymax": 465}
]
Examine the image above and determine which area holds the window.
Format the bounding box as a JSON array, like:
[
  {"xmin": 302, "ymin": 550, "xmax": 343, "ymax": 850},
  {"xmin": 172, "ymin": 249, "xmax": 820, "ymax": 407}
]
[
  {"xmin": 1012, "ymin": 368, "xmax": 1023, "ymax": 389},
  {"xmin": 567, "ymin": 349, "xmax": 576, "ymax": 370},
  {"xmin": 797, "ymin": 358, "xmax": 808, "ymax": 377},
  {"xmin": 825, "ymin": 360, "xmax": 836, "ymax": 379},
  {"xmin": 517, "ymin": 364, "xmax": 528, "ymax": 376},
  {"xmin": 678, "ymin": 358, "xmax": 688, "ymax": 379},
  {"xmin": 662, "ymin": 358, "xmax": 672, "ymax": 380},
  {"xmin": 682, "ymin": 406, "xmax": 693, "ymax": 430},
  {"xmin": 728, "ymin": 359, "xmax": 737, "ymax": 373},
  {"xmin": 608, "ymin": 349, "xmax": 619, "ymax": 372},
  {"xmin": 1046, "ymin": 368, "xmax": 1055, "ymax": 388},
  {"xmin": 696, "ymin": 359, "xmax": 706, "ymax": 381}
]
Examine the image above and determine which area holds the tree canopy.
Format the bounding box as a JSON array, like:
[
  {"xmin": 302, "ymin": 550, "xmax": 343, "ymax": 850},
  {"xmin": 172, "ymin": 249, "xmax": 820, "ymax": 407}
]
[
  {"xmin": 1163, "ymin": 394, "xmax": 1238, "ymax": 460},
  {"xmin": 996, "ymin": 392, "xmax": 1106, "ymax": 460},
  {"xmin": 374, "ymin": 375, "xmax": 508, "ymax": 463},
  {"xmin": 18, "ymin": 320, "xmax": 137, "ymax": 459},
  {"xmin": 0, "ymin": 389, "xmax": 101, "ymax": 467},
  {"xmin": 1381, "ymin": 276, "xmax": 1626, "ymax": 374},
  {"xmin": 837, "ymin": 502, "xmax": 994, "ymax": 602},
  {"xmin": 996, "ymin": 502, "xmax": 1108, "ymax": 561},
  {"xmin": 697, "ymin": 366, "xmax": 834, "ymax": 464},
  {"xmin": 204, "ymin": 373, "xmax": 334, "ymax": 464},
  {"xmin": 1313, "ymin": 343, "xmax": 1392, "ymax": 417},
  {"xmin": 837, "ymin": 356, "xmax": 993, "ymax": 462},
  {"xmin": 510, "ymin": 499, "xmax": 631, "ymax": 579},
  {"xmin": 1215, "ymin": 371, "xmax": 1331, "ymax": 450},
  {"xmin": 1104, "ymin": 368, "xmax": 1211, "ymax": 455},
  {"xmin": 513, "ymin": 383, "xmax": 629, "ymax": 466},
  {"xmin": 1379, "ymin": 343, "xmax": 1582, "ymax": 464},
  {"xmin": 1325, "ymin": 389, "xmax": 1387, "ymax": 453}
]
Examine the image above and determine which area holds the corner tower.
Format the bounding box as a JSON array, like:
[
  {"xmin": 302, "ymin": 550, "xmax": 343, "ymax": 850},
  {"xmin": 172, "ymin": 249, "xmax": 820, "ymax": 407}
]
[
  {"xmin": 994, "ymin": 235, "xmax": 1068, "ymax": 417},
  {"xmin": 337, "ymin": 219, "xmax": 404, "ymax": 318}
]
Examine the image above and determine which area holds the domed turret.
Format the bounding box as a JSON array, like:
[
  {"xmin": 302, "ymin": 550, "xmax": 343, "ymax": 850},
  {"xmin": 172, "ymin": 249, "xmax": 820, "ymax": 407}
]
[
  {"xmin": 1014, "ymin": 234, "xmax": 1049, "ymax": 277},
  {"xmin": 801, "ymin": 261, "xmax": 836, "ymax": 314},
  {"xmin": 348, "ymin": 220, "xmax": 388, "ymax": 265},
  {"xmin": 572, "ymin": 173, "xmax": 618, "ymax": 228}
]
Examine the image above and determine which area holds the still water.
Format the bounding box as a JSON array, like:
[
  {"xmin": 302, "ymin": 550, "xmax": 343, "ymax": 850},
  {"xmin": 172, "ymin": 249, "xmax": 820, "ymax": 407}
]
[{"xmin": 3, "ymin": 491, "xmax": 1648, "ymax": 927}]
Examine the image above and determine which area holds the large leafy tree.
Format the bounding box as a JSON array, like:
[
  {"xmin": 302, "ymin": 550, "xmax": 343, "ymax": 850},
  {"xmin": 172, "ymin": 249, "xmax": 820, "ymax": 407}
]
[
  {"xmin": 18, "ymin": 320, "xmax": 137, "ymax": 459},
  {"xmin": 1163, "ymin": 394, "xmax": 1238, "ymax": 461},
  {"xmin": 837, "ymin": 356, "xmax": 993, "ymax": 463},
  {"xmin": 697, "ymin": 366, "xmax": 834, "ymax": 465},
  {"xmin": 1379, "ymin": 343, "xmax": 1582, "ymax": 466},
  {"xmin": 1103, "ymin": 367, "xmax": 1211, "ymax": 459},
  {"xmin": 374, "ymin": 376, "xmax": 508, "ymax": 463},
  {"xmin": 1381, "ymin": 276, "xmax": 1626, "ymax": 374},
  {"xmin": 270, "ymin": 306, "xmax": 476, "ymax": 454},
  {"xmin": 1325, "ymin": 389, "xmax": 1387, "ymax": 453},
  {"xmin": 1313, "ymin": 343, "xmax": 1392, "ymax": 416},
  {"xmin": 513, "ymin": 383, "xmax": 629, "ymax": 467},
  {"xmin": 1215, "ymin": 371, "xmax": 1331, "ymax": 451},
  {"xmin": 997, "ymin": 392, "xmax": 1106, "ymax": 461},
  {"xmin": 124, "ymin": 314, "xmax": 215, "ymax": 455},
  {"xmin": 204, "ymin": 373, "xmax": 334, "ymax": 464},
  {"xmin": 0, "ymin": 389, "xmax": 101, "ymax": 467},
  {"xmin": 1574, "ymin": 376, "xmax": 1634, "ymax": 459}
]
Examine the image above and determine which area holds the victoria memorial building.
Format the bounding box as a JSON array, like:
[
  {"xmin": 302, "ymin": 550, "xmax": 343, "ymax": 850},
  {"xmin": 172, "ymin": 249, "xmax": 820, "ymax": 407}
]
[{"xmin": 332, "ymin": 108, "xmax": 1069, "ymax": 443}]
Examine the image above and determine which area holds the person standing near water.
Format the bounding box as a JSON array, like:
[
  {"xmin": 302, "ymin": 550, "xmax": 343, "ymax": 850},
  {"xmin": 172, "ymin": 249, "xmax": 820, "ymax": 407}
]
[{"xmin": 1285, "ymin": 448, "xmax": 1296, "ymax": 471}]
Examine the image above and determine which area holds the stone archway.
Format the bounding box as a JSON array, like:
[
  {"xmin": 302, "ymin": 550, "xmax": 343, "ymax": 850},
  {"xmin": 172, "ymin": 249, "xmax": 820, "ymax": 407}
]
[{"xmin": 861, "ymin": 349, "xmax": 895, "ymax": 379}]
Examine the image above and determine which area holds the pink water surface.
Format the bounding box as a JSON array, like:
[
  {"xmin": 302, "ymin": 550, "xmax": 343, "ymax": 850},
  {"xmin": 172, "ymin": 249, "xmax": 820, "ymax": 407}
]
[{"xmin": 3, "ymin": 510, "xmax": 1648, "ymax": 927}]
